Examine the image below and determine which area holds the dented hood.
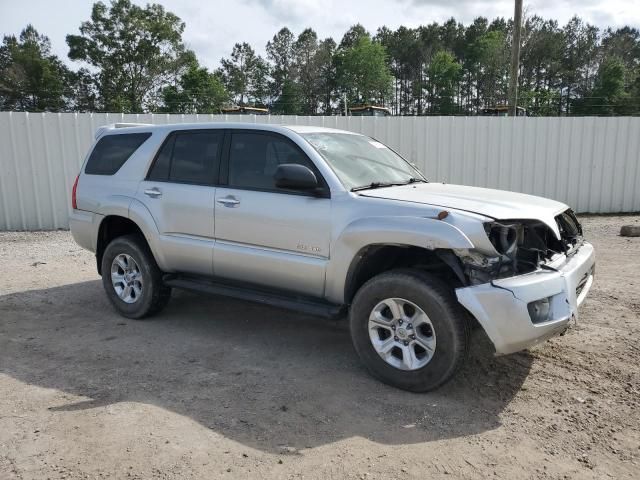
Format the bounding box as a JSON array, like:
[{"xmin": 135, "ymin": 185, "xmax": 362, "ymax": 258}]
[{"xmin": 359, "ymin": 182, "xmax": 569, "ymax": 237}]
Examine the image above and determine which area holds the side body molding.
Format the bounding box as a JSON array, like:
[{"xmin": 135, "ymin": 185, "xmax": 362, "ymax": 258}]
[{"xmin": 325, "ymin": 216, "xmax": 475, "ymax": 304}]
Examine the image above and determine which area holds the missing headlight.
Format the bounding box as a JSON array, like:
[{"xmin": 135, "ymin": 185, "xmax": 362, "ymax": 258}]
[
  {"xmin": 485, "ymin": 222, "xmax": 523, "ymax": 257},
  {"xmin": 469, "ymin": 220, "xmax": 567, "ymax": 282}
]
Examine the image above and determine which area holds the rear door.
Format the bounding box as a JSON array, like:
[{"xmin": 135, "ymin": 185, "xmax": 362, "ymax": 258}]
[
  {"xmin": 213, "ymin": 130, "xmax": 331, "ymax": 297},
  {"xmin": 137, "ymin": 129, "xmax": 224, "ymax": 275}
]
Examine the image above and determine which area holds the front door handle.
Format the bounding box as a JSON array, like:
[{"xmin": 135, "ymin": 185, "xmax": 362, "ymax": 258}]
[
  {"xmin": 216, "ymin": 196, "xmax": 240, "ymax": 207},
  {"xmin": 144, "ymin": 187, "xmax": 162, "ymax": 198}
]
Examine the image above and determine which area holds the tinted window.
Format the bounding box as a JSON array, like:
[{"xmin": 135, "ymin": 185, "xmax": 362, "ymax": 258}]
[
  {"xmin": 85, "ymin": 133, "xmax": 151, "ymax": 175},
  {"xmin": 147, "ymin": 131, "xmax": 223, "ymax": 184},
  {"xmin": 147, "ymin": 135, "xmax": 173, "ymax": 181},
  {"xmin": 228, "ymin": 132, "xmax": 316, "ymax": 191}
]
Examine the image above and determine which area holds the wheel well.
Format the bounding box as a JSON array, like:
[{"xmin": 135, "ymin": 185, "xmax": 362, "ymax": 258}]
[
  {"xmin": 344, "ymin": 245, "xmax": 466, "ymax": 304},
  {"xmin": 96, "ymin": 216, "xmax": 145, "ymax": 275}
]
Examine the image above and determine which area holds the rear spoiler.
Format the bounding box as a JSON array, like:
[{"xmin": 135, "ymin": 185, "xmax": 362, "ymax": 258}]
[{"xmin": 95, "ymin": 122, "xmax": 153, "ymax": 139}]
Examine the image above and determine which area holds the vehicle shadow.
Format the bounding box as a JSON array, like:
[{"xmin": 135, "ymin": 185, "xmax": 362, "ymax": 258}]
[{"xmin": 0, "ymin": 280, "xmax": 533, "ymax": 453}]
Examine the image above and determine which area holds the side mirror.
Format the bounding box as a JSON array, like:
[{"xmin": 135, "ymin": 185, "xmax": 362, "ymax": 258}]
[{"xmin": 274, "ymin": 164, "xmax": 319, "ymax": 191}]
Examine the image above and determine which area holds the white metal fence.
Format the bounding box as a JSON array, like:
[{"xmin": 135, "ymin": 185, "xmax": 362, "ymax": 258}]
[{"xmin": 0, "ymin": 112, "xmax": 639, "ymax": 230}]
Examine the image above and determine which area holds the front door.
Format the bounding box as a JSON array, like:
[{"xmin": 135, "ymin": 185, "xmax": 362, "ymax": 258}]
[
  {"xmin": 137, "ymin": 129, "xmax": 223, "ymax": 275},
  {"xmin": 214, "ymin": 130, "xmax": 331, "ymax": 297}
]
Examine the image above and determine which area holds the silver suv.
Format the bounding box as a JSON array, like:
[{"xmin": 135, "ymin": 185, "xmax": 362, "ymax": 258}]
[{"xmin": 70, "ymin": 122, "xmax": 595, "ymax": 391}]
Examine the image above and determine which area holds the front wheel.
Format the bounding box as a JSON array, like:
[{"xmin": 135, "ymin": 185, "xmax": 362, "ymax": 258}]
[
  {"xmin": 101, "ymin": 234, "xmax": 171, "ymax": 319},
  {"xmin": 350, "ymin": 269, "xmax": 469, "ymax": 392}
]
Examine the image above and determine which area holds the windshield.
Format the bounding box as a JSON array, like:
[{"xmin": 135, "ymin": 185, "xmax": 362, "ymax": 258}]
[{"xmin": 301, "ymin": 132, "xmax": 426, "ymax": 190}]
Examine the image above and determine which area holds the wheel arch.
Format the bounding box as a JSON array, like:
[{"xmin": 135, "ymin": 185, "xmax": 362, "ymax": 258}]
[
  {"xmin": 326, "ymin": 216, "xmax": 475, "ymax": 304},
  {"xmin": 95, "ymin": 200, "xmax": 166, "ymax": 275}
]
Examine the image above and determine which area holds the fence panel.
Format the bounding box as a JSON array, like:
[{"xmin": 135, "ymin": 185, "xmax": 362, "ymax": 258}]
[{"xmin": 0, "ymin": 112, "xmax": 639, "ymax": 230}]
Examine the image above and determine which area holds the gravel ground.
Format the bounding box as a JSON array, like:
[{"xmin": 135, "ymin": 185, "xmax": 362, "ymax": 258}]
[{"xmin": 0, "ymin": 215, "xmax": 639, "ymax": 479}]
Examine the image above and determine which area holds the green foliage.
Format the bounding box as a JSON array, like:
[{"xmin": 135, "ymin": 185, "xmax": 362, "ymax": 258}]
[
  {"xmin": 218, "ymin": 42, "xmax": 270, "ymax": 106},
  {"xmin": 336, "ymin": 36, "xmax": 393, "ymax": 106},
  {"xmin": 272, "ymin": 78, "xmax": 302, "ymax": 114},
  {"xmin": 0, "ymin": 25, "xmax": 70, "ymax": 111},
  {"xmin": 4, "ymin": 10, "xmax": 640, "ymax": 115},
  {"xmin": 66, "ymin": 0, "xmax": 193, "ymax": 112},
  {"xmin": 266, "ymin": 27, "xmax": 295, "ymax": 100},
  {"xmin": 428, "ymin": 51, "xmax": 462, "ymax": 114},
  {"xmin": 161, "ymin": 64, "xmax": 228, "ymax": 113},
  {"xmin": 573, "ymin": 56, "xmax": 627, "ymax": 115}
]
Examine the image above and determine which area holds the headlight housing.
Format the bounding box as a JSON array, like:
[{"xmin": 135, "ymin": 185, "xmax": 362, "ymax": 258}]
[{"xmin": 484, "ymin": 222, "xmax": 524, "ymax": 258}]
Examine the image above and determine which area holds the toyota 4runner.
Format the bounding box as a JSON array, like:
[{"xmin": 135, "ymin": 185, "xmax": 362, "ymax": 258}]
[{"xmin": 70, "ymin": 122, "xmax": 595, "ymax": 391}]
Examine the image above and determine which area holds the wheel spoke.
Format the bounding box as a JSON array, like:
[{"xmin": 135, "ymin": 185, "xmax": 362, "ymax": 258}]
[
  {"xmin": 373, "ymin": 337, "xmax": 395, "ymax": 357},
  {"xmin": 401, "ymin": 344, "xmax": 418, "ymax": 370},
  {"xmin": 115, "ymin": 255, "xmax": 128, "ymax": 271},
  {"xmin": 384, "ymin": 298, "xmax": 403, "ymax": 320},
  {"xmin": 369, "ymin": 312, "xmax": 393, "ymax": 328},
  {"xmin": 412, "ymin": 310, "xmax": 430, "ymax": 327},
  {"xmin": 111, "ymin": 273, "xmax": 125, "ymax": 284},
  {"xmin": 414, "ymin": 333, "xmax": 436, "ymax": 352},
  {"xmin": 119, "ymin": 284, "xmax": 130, "ymax": 300}
]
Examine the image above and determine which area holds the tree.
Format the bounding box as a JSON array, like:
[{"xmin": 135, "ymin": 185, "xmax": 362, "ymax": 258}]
[
  {"xmin": 340, "ymin": 24, "xmax": 370, "ymax": 49},
  {"xmin": 250, "ymin": 56, "xmax": 271, "ymax": 106},
  {"xmin": 272, "ymin": 78, "xmax": 302, "ymax": 114},
  {"xmin": 561, "ymin": 16, "xmax": 599, "ymax": 114},
  {"xmin": 0, "ymin": 25, "xmax": 70, "ymax": 111},
  {"xmin": 293, "ymin": 28, "xmax": 319, "ymax": 113},
  {"xmin": 474, "ymin": 30, "xmax": 510, "ymax": 108},
  {"xmin": 67, "ymin": 68, "xmax": 99, "ymax": 111},
  {"xmin": 428, "ymin": 51, "xmax": 462, "ymax": 114},
  {"xmin": 336, "ymin": 36, "xmax": 393, "ymax": 106},
  {"xmin": 577, "ymin": 56, "xmax": 627, "ymax": 115},
  {"xmin": 218, "ymin": 42, "xmax": 268, "ymax": 105},
  {"xmin": 161, "ymin": 63, "xmax": 228, "ymax": 113},
  {"xmin": 66, "ymin": 0, "xmax": 193, "ymax": 112},
  {"xmin": 266, "ymin": 27, "xmax": 295, "ymax": 100},
  {"xmin": 316, "ymin": 38, "xmax": 337, "ymax": 114}
]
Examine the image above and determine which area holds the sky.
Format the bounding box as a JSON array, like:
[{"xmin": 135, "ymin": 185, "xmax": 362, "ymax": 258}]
[{"xmin": 1, "ymin": 0, "xmax": 639, "ymax": 71}]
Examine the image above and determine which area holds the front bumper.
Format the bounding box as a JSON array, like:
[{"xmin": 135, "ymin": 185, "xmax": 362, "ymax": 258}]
[{"xmin": 456, "ymin": 242, "xmax": 595, "ymax": 355}]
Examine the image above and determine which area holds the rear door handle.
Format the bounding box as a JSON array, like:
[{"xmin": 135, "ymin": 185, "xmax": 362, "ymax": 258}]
[
  {"xmin": 216, "ymin": 196, "xmax": 240, "ymax": 207},
  {"xmin": 144, "ymin": 187, "xmax": 162, "ymax": 198}
]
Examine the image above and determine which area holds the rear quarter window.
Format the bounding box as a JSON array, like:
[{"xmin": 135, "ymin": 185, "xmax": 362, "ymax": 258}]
[{"xmin": 85, "ymin": 132, "xmax": 152, "ymax": 175}]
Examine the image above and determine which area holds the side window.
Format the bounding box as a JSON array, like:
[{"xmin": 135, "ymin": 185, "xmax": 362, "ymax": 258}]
[
  {"xmin": 147, "ymin": 131, "xmax": 223, "ymax": 185},
  {"xmin": 228, "ymin": 132, "xmax": 317, "ymax": 191},
  {"xmin": 85, "ymin": 132, "xmax": 151, "ymax": 175}
]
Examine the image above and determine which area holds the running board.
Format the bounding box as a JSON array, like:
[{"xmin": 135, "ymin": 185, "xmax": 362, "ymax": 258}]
[{"xmin": 163, "ymin": 275, "xmax": 345, "ymax": 319}]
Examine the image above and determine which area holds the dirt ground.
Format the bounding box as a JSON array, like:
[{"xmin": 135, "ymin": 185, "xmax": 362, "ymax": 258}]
[{"xmin": 0, "ymin": 215, "xmax": 638, "ymax": 480}]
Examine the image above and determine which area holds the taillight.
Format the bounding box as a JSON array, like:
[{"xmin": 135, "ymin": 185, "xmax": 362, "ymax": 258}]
[{"xmin": 72, "ymin": 174, "xmax": 79, "ymax": 210}]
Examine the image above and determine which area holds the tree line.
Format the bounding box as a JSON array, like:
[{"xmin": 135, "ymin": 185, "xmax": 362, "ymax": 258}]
[{"xmin": 1, "ymin": 0, "xmax": 639, "ymax": 116}]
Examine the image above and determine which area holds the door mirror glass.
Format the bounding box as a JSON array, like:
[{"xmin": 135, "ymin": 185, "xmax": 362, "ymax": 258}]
[{"xmin": 274, "ymin": 164, "xmax": 318, "ymax": 191}]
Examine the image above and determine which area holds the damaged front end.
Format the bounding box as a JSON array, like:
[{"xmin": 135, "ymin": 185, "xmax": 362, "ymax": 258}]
[
  {"xmin": 457, "ymin": 209, "xmax": 584, "ymax": 285},
  {"xmin": 452, "ymin": 209, "xmax": 595, "ymax": 355}
]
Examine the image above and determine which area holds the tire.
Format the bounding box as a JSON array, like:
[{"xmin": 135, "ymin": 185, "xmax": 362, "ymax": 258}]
[
  {"xmin": 101, "ymin": 234, "xmax": 171, "ymax": 319},
  {"xmin": 349, "ymin": 269, "xmax": 469, "ymax": 392}
]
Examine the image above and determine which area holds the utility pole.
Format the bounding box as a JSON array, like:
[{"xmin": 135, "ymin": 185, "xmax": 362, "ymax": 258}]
[
  {"xmin": 343, "ymin": 93, "xmax": 348, "ymax": 116},
  {"xmin": 508, "ymin": 0, "xmax": 523, "ymax": 117}
]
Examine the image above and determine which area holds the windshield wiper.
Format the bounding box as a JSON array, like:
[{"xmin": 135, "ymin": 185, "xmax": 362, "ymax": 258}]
[{"xmin": 350, "ymin": 177, "xmax": 427, "ymax": 192}]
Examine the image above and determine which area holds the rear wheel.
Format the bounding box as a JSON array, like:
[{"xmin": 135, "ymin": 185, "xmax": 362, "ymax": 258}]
[
  {"xmin": 101, "ymin": 234, "xmax": 171, "ymax": 319},
  {"xmin": 350, "ymin": 269, "xmax": 469, "ymax": 392}
]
